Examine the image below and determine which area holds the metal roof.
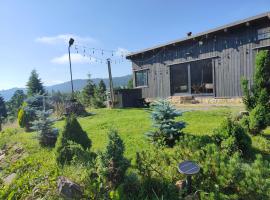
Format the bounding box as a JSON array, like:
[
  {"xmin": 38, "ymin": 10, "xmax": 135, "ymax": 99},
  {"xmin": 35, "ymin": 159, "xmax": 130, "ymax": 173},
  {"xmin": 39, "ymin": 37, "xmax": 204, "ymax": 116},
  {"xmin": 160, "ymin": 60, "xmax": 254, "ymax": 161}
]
[{"xmin": 126, "ymin": 12, "xmax": 270, "ymax": 58}]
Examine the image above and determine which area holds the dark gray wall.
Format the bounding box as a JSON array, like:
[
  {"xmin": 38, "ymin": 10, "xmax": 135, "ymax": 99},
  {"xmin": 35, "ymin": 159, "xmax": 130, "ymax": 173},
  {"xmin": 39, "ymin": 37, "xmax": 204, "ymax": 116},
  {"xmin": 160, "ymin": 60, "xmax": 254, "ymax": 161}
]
[{"xmin": 130, "ymin": 18, "xmax": 270, "ymax": 98}]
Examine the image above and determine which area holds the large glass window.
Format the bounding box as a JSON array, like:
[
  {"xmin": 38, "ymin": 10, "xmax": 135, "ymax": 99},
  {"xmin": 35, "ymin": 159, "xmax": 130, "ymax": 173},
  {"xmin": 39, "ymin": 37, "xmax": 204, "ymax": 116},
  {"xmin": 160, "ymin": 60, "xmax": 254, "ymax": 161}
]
[
  {"xmin": 170, "ymin": 59, "xmax": 214, "ymax": 95},
  {"xmin": 190, "ymin": 60, "xmax": 213, "ymax": 94},
  {"xmin": 170, "ymin": 63, "xmax": 189, "ymax": 94},
  {"xmin": 135, "ymin": 70, "xmax": 148, "ymax": 87}
]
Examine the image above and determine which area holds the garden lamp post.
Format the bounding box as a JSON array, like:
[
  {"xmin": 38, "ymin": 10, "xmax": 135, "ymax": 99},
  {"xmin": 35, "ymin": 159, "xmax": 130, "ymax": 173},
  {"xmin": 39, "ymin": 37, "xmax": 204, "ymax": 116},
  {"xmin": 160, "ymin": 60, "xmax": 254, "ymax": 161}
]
[{"xmin": 68, "ymin": 38, "xmax": 75, "ymax": 100}]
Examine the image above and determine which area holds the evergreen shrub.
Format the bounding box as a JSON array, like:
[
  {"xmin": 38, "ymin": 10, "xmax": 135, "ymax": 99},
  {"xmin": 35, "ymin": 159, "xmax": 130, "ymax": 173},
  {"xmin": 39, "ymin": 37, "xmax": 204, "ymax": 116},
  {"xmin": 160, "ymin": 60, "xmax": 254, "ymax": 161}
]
[
  {"xmin": 31, "ymin": 109, "xmax": 58, "ymax": 147},
  {"xmin": 145, "ymin": 100, "xmax": 185, "ymax": 147},
  {"xmin": 55, "ymin": 115, "xmax": 91, "ymax": 165},
  {"xmin": 96, "ymin": 130, "xmax": 130, "ymax": 189},
  {"xmin": 213, "ymin": 118, "xmax": 252, "ymax": 157}
]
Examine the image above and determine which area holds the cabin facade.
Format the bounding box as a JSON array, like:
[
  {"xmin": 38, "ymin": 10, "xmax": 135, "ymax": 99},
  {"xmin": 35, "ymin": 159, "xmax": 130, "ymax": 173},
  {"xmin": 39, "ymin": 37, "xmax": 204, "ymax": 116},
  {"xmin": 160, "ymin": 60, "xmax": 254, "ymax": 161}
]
[{"xmin": 126, "ymin": 12, "xmax": 270, "ymax": 99}]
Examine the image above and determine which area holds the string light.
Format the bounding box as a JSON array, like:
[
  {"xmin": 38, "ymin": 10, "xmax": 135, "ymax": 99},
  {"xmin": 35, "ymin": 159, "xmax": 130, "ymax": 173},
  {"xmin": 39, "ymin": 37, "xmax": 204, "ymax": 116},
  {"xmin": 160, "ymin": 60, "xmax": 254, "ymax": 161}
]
[
  {"xmin": 70, "ymin": 44, "xmax": 130, "ymax": 65},
  {"xmin": 72, "ymin": 33, "xmax": 256, "ymax": 65}
]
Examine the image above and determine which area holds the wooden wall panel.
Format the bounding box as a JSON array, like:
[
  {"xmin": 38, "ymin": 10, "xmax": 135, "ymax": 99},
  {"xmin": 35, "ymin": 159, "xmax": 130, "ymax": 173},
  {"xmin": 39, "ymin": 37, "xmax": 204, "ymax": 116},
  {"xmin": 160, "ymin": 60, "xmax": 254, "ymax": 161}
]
[{"xmin": 131, "ymin": 20, "xmax": 270, "ymax": 98}]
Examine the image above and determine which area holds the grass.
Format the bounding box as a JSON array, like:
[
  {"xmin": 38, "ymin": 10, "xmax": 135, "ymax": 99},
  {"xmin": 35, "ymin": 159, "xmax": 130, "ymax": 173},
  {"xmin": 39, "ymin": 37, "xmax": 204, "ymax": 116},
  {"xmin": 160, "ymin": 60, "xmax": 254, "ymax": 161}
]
[
  {"xmin": 55, "ymin": 107, "xmax": 238, "ymax": 160},
  {"xmin": 0, "ymin": 106, "xmax": 269, "ymax": 199}
]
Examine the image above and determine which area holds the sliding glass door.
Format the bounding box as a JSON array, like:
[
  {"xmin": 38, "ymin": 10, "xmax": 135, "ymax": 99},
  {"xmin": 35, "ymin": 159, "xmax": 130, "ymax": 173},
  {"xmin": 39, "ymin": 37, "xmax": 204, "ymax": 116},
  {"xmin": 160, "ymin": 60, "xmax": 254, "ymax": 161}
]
[
  {"xmin": 170, "ymin": 63, "xmax": 189, "ymax": 94},
  {"xmin": 170, "ymin": 59, "xmax": 214, "ymax": 95},
  {"xmin": 190, "ymin": 59, "xmax": 213, "ymax": 94}
]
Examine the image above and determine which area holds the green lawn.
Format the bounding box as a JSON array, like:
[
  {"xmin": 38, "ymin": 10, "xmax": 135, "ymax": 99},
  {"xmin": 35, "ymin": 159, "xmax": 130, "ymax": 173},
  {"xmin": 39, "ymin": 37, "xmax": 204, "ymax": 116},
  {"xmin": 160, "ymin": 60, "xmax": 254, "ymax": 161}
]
[
  {"xmin": 1, "ymin": 106, "xmax": 269, "ymax": 199},
  {"xmin": 55, "ymin": 107, "xmax": 238, "ymax": 160}
]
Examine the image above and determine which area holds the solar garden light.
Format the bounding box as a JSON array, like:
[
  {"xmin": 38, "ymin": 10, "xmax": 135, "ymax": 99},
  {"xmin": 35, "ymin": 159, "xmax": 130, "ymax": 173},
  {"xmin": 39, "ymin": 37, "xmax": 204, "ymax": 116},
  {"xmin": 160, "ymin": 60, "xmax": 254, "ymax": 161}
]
[
  {"xmin": 68, "ymin": 38, "xmax": 75, "ymax": 100},
  {"xmin": 178, "ymin": 160, "xmax": 200, "ymax": 194}
]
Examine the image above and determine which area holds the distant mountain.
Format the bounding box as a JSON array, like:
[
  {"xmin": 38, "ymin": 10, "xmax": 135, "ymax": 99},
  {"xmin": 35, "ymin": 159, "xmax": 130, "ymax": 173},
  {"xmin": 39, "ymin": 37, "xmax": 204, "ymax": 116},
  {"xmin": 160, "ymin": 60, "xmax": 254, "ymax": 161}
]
[{"xmin": 0, "ymin": 75, "xmax": 132, "ymax": 100}]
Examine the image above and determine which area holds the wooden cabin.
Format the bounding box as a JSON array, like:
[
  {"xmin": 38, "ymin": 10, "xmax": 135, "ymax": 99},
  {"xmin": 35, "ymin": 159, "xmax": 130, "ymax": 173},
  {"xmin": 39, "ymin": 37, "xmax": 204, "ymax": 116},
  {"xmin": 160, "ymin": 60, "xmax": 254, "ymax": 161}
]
[{"xmin": 126, "ymin": 12, "xmax": 270, "ymax": 100}]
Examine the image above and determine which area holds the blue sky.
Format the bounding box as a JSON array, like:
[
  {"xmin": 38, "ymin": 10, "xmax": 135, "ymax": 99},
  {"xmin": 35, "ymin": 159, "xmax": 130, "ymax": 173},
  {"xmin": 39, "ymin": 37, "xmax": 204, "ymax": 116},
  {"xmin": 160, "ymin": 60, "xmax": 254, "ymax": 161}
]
[{"xmin": 0, "ymin": 0, "xmax": 270, "ymax": 90}]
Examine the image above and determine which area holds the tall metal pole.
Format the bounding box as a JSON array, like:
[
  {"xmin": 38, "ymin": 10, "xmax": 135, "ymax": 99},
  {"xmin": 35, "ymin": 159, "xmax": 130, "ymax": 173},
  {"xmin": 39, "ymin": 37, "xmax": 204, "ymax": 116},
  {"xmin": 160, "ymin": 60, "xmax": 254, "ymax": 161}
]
[
  {"xmin": 68, "ymin": 38, "xmax": 75, "ymax": 100},
  {"xmin": 107, "ymin": 58, "xmax": 114, "ymax": 107}
]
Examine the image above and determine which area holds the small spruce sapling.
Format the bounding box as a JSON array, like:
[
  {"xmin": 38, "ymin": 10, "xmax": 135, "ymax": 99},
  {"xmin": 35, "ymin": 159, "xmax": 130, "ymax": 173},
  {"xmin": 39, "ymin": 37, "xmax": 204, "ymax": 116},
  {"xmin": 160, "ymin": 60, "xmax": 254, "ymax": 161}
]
[
  {"xmin": 146, "ymin": 100, "xmax": 185, "ymax": 147},
  {"xmin": 97, "ymin": 130, "xmax": 130, "ymax": 189},
  {"xmin": 31, "ymin": 109, "xmax": 58, "ymax": 147}
]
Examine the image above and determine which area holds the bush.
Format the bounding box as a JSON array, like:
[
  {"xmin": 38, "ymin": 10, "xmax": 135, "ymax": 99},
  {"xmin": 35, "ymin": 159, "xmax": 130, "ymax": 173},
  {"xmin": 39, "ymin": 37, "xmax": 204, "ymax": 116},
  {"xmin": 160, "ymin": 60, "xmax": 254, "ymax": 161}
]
[
  {"xmin": 55, "ymin": 115, "xmax": 91, "ymax": 165},
  {"xmin": 249, "ymin": 104, "xmax": 268, "ymax": 135},
  {"xmin": 56, "ymin": 140, "xmax": 87, "ymax": 165},
  {"xmin": 17, "ymin": 95, "xmax": 47, "ymax": 132},
  {"xmin": 96, "ymin": 130, "xmax": 130, "ymax": 189},
  {"xmin": 241, "ymin": 78, "xmax": 255, "ymax": 111},
  {"xmin": 213, "ymin": 118, "xmax": 252, "ymax": 157},
  {"xmin": 64, "ymin": 100, "xmax": 89, "ymax": 117},
  {"xmin": 17, "ymin": 103, "xmax": 35, "ymax": 132},
  {"xmin": 121, "ymin": 173, "xmax": 141, "ymax": 200},
  {"xmin": 241, "ymin": 50, "xmax": 270, "ymax": 134},
  {"xmin": 145, "ymin": 100, "xmax": 185, "ymax": 147},
  {"xmin": 239, "ymin": 154, "xmax": 270, "ymax": 199}
]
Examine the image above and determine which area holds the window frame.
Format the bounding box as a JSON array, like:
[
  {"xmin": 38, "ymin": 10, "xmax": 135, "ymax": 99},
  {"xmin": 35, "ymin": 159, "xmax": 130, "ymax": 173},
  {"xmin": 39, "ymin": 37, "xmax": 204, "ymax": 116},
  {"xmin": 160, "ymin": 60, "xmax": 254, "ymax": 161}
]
[{"xmin": 134, "ymin": 69, "xmax": 149, "ymax": 88}]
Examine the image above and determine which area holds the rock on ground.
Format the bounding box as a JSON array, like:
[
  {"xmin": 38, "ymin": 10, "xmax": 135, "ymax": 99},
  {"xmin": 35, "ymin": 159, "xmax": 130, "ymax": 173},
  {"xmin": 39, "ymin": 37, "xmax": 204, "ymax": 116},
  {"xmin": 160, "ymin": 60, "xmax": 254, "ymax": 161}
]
[
  {"xmin": 57, "ymin": 176, "xmax": 83, "ymax": 200},
  {"xmin": 4, "ymin": 173, "xmax": 16, "ymax": 185}
]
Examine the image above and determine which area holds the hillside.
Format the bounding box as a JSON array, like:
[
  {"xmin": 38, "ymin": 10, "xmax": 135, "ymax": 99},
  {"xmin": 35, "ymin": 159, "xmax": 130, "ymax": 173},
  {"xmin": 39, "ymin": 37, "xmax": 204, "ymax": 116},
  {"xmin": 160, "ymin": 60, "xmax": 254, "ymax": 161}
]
[
  {"xmin": 1, "ymin": 107, "xmax": 269, "ymax": 199},
  {"xmin": 0, "ymin": 75, "xmax": 132, "ymax": 100}
]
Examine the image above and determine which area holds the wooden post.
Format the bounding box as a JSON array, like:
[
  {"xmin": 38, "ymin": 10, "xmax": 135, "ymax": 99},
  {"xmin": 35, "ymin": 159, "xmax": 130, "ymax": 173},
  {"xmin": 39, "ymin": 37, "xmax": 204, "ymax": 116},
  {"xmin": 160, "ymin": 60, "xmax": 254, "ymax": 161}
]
[{"xmin": 107, "ymin": 59, "xmax": 114, "ymax": 107}]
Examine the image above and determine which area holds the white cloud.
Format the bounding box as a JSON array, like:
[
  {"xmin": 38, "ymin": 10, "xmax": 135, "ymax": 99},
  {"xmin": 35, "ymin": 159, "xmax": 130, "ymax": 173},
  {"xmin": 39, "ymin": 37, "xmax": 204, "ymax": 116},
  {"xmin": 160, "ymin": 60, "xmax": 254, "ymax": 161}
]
[
  {"xmin": 35, "ymin": 34, "xmax": 97, "ymax": 45},
  {"xmin": 115, "ymin": 47, "xmax": 130, "ymax": 57},
  {"xmin": 51, "ymin": 53, "xmax": 96, "ymax": 65}
]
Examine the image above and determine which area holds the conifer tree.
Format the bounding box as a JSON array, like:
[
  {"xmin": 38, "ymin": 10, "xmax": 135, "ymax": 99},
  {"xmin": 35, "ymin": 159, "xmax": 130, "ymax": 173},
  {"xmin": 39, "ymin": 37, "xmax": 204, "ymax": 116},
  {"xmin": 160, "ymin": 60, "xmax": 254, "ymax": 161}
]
[
  {"xmin": 0, "ymin": 95, "xmax": 7, "ymax": 131},
  {"xmin": 56, "ymin": 115, "xmax": 91, "ymax": 165},
  {"xmin": 31, "ymin": 109, "xmax": 58, "ymax": 146},
  {"xmin": 241, "ymin": 50, "xmax": 270, "ymax": 134},
  {"xmin": 98, "ymin": 80, "xmax": 106, "ymax": 94},
  {"xmin": 7, "ymin": 90, "xmax": 26, "ymax": 117},
  {"xmin": 26, "ymin": 69, "xmax": 45, "ymax": 96},
  {"xmin": 146, "ymin": 100, "xmax": 186, "ymax": 147},
  {"xmin": 97, "ymin": 130, "xmax": 130, "ymax": 189},
  {"xmin": 81, "ymin": 74, "xmax": 96, "ymax": 106}
]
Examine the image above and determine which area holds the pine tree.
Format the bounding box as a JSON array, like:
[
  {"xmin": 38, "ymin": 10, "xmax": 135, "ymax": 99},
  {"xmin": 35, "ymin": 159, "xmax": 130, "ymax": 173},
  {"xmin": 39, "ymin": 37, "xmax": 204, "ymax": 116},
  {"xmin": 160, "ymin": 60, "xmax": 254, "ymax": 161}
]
[
  {"xmin": 91, "ymin": 86, "xmax": 106, "ymax": 108},
  {"xmin": 90, "ymin": 80, "xmax": 107, "ymax": 108},
  {"xmin": 26, "ymin": 69, "xmax": 45, "ymax": 96},
  {"xmin": 99, "ymin": 80, "xmax": 106, "ymax": 94},
  {"xmin": 0, "ymin": 95, "xmax": 7, "ymax": 131},
  {"xmin": 7, "ymin": 90, "xmax": 26, "ymax": 117},
  {"xmin": 97, "ymin": 130, "xmax": 130, "ymax": 189},
  {"xmin": 81, "ymin": 74, "xmax": 96, "ymax": 106}
]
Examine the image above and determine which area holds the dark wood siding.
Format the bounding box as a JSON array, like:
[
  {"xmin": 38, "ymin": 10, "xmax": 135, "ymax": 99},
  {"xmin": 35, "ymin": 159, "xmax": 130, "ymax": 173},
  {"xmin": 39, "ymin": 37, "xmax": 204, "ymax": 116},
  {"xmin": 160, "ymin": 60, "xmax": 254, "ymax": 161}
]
[{"xmin": 130, "ymin": 18, "xmax": 270, "ymax": 98}]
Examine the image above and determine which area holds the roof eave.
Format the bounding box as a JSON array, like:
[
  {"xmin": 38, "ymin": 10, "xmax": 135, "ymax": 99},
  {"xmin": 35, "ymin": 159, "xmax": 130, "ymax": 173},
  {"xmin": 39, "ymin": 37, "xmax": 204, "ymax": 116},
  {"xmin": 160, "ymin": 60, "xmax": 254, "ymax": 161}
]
[{"xmin": 126, "ymin": 11, "xmax": 270, "ymax": 59}]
